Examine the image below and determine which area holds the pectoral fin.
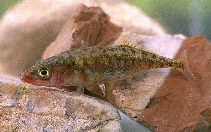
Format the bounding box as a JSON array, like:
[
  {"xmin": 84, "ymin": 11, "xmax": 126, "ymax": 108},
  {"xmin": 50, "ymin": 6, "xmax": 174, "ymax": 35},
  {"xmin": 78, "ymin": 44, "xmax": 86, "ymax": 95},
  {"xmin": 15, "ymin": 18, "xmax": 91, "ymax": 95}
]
[
  {"xmin": 76, "ymin": 86, "xmax": 85, "ymax": 93},
  {"xmin": 85, "ymin": 83, "xmax": 107, "ymax": 97},
  {"xmin": 99, "ymin": 83, "xmax": 106, "ymax": 95}
]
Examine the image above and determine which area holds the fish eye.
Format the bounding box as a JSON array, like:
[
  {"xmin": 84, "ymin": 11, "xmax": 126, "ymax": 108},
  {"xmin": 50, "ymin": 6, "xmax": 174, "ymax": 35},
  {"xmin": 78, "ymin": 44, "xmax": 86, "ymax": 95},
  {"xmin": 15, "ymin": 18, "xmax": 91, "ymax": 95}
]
[{"xmin": 38, "ymin": 68, "xmax": 50, "ymax": 79}]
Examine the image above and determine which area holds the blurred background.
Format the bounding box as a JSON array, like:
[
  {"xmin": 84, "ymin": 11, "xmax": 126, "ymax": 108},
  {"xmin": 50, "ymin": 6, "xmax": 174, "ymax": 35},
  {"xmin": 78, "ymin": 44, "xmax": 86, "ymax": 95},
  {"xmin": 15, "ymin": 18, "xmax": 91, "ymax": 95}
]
[
  {"xmin": 125, "ymin": 0, "xmax": 211, "ymax": 40},
  {"xmin": 0, "ymin": 0, "xmax": 211, "ymax": 40},
  {"xmin": 0, "ymin": 0, "xmax": 17, "ymax": 16}
]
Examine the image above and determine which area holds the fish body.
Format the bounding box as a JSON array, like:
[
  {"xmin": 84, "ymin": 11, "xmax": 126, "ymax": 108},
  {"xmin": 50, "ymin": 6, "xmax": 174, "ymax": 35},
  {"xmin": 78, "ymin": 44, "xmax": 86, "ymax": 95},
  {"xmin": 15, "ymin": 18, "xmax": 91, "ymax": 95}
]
[{"xmin": 20, "ymin": 45, "xmax": 196, "ymax": 89}]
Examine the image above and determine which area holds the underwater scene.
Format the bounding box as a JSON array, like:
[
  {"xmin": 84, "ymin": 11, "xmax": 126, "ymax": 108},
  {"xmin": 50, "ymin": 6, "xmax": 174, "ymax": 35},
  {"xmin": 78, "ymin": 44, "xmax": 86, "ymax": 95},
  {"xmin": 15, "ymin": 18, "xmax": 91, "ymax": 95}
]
[{"xmin": 0, "ymin": 0, "xmax": 210, "ymax": 132}]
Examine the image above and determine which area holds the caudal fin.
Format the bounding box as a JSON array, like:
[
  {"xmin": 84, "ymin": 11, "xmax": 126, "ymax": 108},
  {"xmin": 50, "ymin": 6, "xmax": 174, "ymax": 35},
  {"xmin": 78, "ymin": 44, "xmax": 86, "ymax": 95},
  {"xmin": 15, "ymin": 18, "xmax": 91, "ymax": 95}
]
[{"xmin": 179, "ymin": 50, "xmax": 198, "ymax": 87}]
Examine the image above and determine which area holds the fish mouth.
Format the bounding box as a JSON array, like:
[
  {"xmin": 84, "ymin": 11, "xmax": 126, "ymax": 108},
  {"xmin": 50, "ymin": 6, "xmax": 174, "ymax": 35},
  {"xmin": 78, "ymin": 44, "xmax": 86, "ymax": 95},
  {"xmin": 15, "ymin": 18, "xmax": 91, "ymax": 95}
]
[{"xmin": 20, "ymin": 71, "xmax": 35, "ymax": 84}]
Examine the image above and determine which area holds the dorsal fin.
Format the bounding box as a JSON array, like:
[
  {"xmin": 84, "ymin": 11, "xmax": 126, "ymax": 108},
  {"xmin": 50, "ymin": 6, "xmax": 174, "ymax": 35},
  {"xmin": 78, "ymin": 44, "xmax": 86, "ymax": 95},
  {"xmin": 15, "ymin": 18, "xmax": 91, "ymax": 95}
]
[
  {"xmin": 121, "ymin": 33, "xmax": 144, "ymax": 49},
  {"xmin": 113, "ymin": 32, "xmax": 162, "ymax": 54},
  {"xmin": 114, "ymin": 32, "xmax": 144, "ymax": 49}
]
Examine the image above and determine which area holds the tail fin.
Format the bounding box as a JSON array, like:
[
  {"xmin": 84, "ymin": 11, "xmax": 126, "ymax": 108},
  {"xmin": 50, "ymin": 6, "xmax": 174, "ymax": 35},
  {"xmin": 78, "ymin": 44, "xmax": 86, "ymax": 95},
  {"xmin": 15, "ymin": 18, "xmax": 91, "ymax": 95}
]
[{"xmin": 179, "ymin": 50, "xmax": 198, "ymax": 87}]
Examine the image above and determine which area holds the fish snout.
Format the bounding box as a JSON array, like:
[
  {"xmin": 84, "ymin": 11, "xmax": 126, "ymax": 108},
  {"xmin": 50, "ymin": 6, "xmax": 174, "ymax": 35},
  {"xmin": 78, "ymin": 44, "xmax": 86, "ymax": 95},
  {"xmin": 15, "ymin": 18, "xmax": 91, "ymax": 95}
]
[{"xmin": 20, "ymin": 71, "xmax": 34, "ymax": 83}]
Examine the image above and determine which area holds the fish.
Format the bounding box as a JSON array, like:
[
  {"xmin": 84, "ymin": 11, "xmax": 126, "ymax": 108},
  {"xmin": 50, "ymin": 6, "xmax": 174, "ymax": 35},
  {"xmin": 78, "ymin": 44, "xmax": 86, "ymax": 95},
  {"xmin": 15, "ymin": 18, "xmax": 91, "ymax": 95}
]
[{"xmin": 20, "ymin": 40, "xmax": 197, "ymax": 93}]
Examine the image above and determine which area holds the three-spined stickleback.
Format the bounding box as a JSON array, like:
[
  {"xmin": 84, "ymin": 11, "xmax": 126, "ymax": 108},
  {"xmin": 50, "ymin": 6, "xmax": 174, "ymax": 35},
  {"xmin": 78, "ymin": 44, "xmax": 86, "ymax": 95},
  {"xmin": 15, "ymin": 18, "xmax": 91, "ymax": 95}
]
[{"xmin": 20, "ymin": 44, "xmax": 197, "ymax": 92}]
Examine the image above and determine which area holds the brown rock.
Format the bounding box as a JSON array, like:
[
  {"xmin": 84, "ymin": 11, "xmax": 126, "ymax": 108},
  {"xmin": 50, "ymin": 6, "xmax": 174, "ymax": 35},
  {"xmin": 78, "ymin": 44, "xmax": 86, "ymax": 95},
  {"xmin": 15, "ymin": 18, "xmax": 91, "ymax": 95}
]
[
  {"xmin": 0, "ymin": 77, "xmax": 122, "ymax": 131},
  {"xmin": 94, "ymin": 0, "xmax": 166, "ymax": 35},
  {"xmin": 42, "ymin": 5, "xmax": 122, "ymax": 58},
  {"xmin": 139, "ymin": 36, "xmax": 211, "ymax": 132}
]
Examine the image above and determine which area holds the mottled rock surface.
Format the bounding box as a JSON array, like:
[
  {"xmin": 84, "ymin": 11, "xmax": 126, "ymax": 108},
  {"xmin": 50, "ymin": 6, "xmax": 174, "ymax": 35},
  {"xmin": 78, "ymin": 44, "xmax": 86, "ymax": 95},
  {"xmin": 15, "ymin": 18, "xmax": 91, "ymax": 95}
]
[{"xmin": 0, "ymin": 77, "xmax": 122, "ymax": 132}]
